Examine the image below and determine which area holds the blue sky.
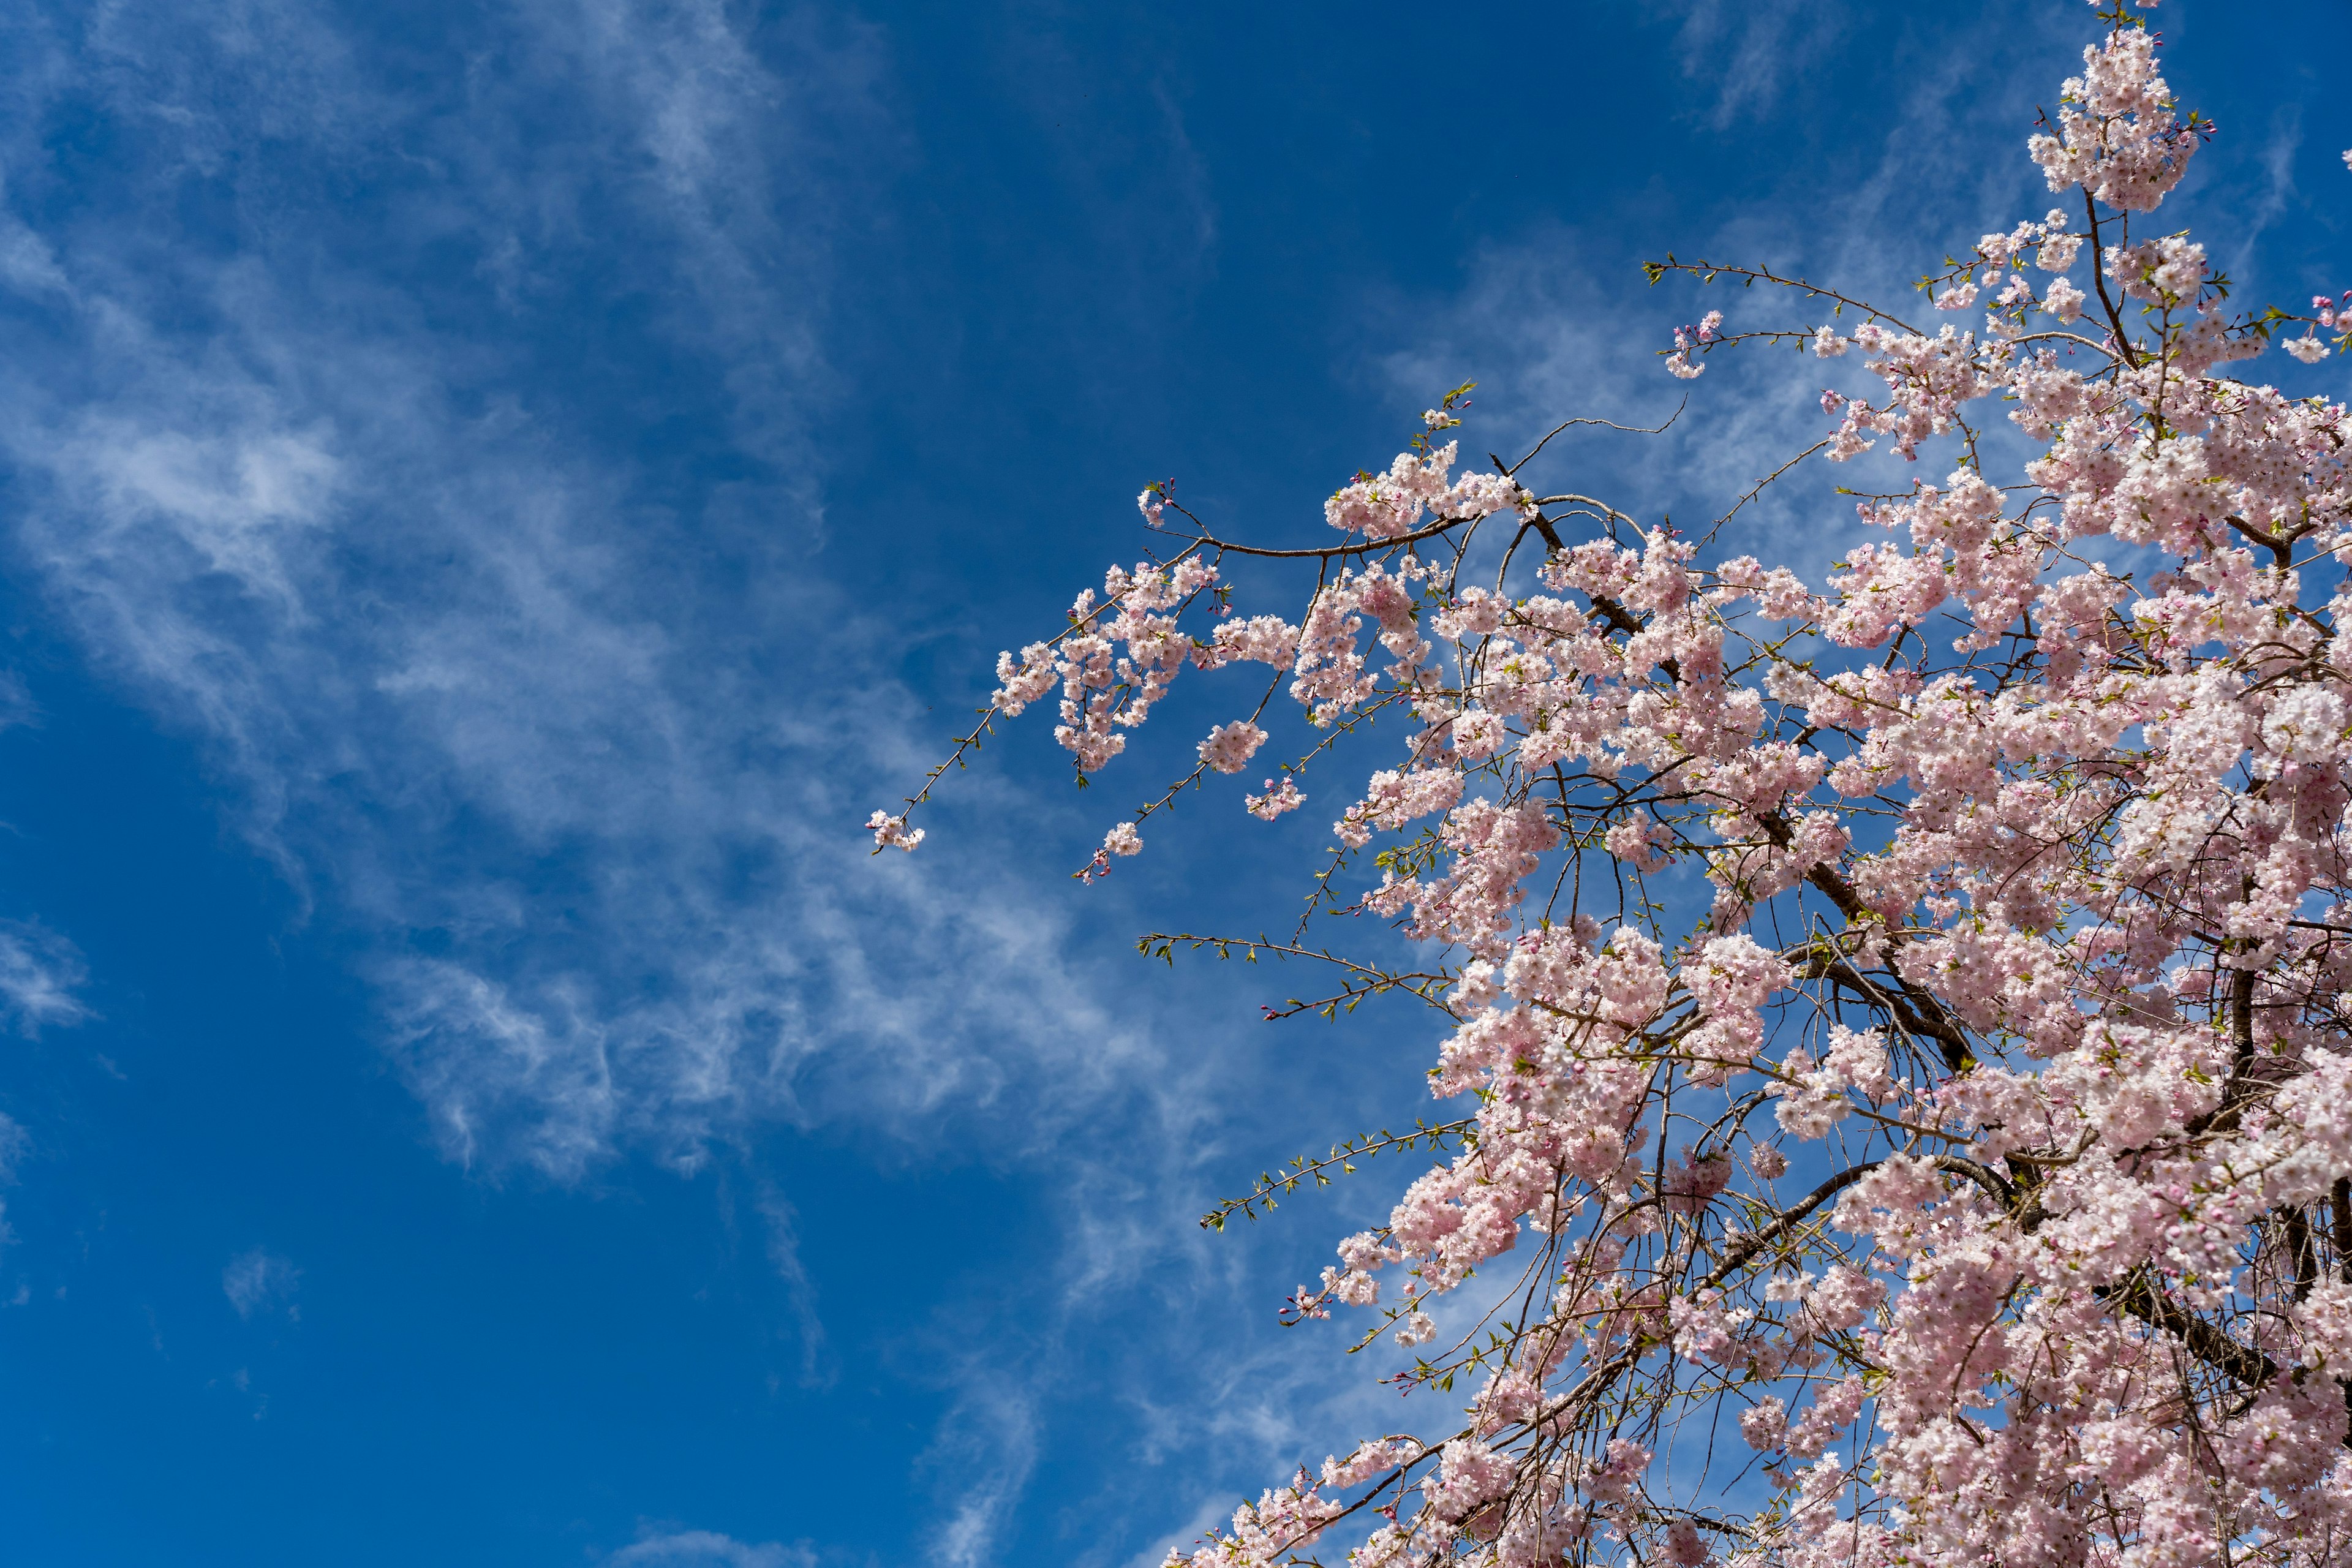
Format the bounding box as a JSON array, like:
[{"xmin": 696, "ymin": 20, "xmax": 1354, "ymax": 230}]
[{"xmin": 0, "ymin": 2, "xmax": 2341, "ymax": 1564}]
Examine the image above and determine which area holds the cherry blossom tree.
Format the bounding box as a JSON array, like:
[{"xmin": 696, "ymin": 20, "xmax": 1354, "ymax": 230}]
[{"xmin": 873, "ymin": 5, "xmax": 2352, "ymax": 1564}]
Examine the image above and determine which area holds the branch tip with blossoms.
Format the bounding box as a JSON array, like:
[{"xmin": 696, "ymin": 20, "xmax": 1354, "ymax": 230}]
[{"xmin": 878, "ymin": 8, "xmax": 2352, "ymax": 1565}]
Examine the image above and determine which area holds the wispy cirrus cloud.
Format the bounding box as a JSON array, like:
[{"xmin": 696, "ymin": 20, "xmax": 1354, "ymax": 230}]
[
  {"xmin": 0, "ymin": 921, "xmax": 88, "ymax": 1036},
  {"xmin": 1664, "ymin": 0, "xmax": 1850, "ymax": 130},
  {"xmin": 0, "ymin": 0, "xmax": 1166, "ymax": 1189},
  {"xmin": 921, "ymin": 1368, "xmax": 1042, "ymax": 1568},
  {"xmin": 221, "ymin": 1246, "xmax": 301, "ymax": 1321},
  {"xmin": 0, "ymin": 13, "xmax": 1277, "ymax": 1553},
  {"xmin": 606, "ymin": 1528, "xmax": 814, "ymax": 1568}
]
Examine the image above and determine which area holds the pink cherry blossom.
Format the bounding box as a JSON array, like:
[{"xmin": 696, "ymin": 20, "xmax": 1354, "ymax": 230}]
[
  {"xmin": 880, "ymin": 11, "xmax": 2352, "ymax": 1566},
  {"xmin": 1244, "ymin": 775, "xmax": 1305, "ymax": 820},
  {"xmin": 1197, "ymin": 720, "xmax": 1269, "ymax": 774}
]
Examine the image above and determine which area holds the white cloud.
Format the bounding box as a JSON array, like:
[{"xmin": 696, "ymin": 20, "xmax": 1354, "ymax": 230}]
[
  {"xmin": 752, "ymin": 1180, "xmax": 826, "ymax": 1387},
  {"xmin": 0, "ymin": 0, "xmax": 1155, "ymax": 1187},
  {"xmin": 606, "ymin": 1530, "xmax": 813, "ymax": 1568},
  {"xmin": 1665, "ymin": 0, "xmax": 1849, "ymax": 130},
  {"xmin": 0, "ymin": 922, "xmax": 89, "ymax": 1037},
  {"xmin": 919, "ymin": 1370, "xmax": 1041, "ymax": 1568},
  {"xmin": 221, "ymin": 1247, "xmax": 301, "ymax": 1321},
  {"xmin": 0, "ymin": 37, "xmax": 1300, "ymax": 1557}
]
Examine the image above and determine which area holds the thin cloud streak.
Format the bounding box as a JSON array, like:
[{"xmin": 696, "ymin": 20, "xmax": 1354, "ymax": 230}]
[
  {"xmin": 221, "ymin": 1246, "xmax": 301, "ymax": 1321},
  {"xmin": 606, "ymin": 1529, "xmax": 815, "ymax": 1568},
  {"xmin": 0, "ymin": 0, "xmax": 1159, "ymax": 1185},
  {"xmin": 0, "ymin": 13, "xmax": 1294, "ymax": 1553},
  {"xmin": 0, "ymin": 921, "xmax": 89, "ymax": 1036}
]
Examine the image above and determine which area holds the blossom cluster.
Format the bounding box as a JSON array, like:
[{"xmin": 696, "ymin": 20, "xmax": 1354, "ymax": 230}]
[{"xmin": 880, "ymin": 10, "xmax": 2352, "ymax": 1567}]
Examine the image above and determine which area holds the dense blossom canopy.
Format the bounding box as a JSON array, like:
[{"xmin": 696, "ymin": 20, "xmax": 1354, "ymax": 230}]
[{"xmin": 875, "ymin": 6, "xmax": 2352, "ymax": 1565}]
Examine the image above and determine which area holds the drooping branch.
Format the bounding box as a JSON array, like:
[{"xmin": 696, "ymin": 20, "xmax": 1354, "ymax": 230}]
[
  {"xmin": 877, "ymin": 14, "xmax": 2352, "ymax": 1562},
  {"xmin": 2098, "ymin": 1269, "xmax": 2277, "ymax": 1393}
]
